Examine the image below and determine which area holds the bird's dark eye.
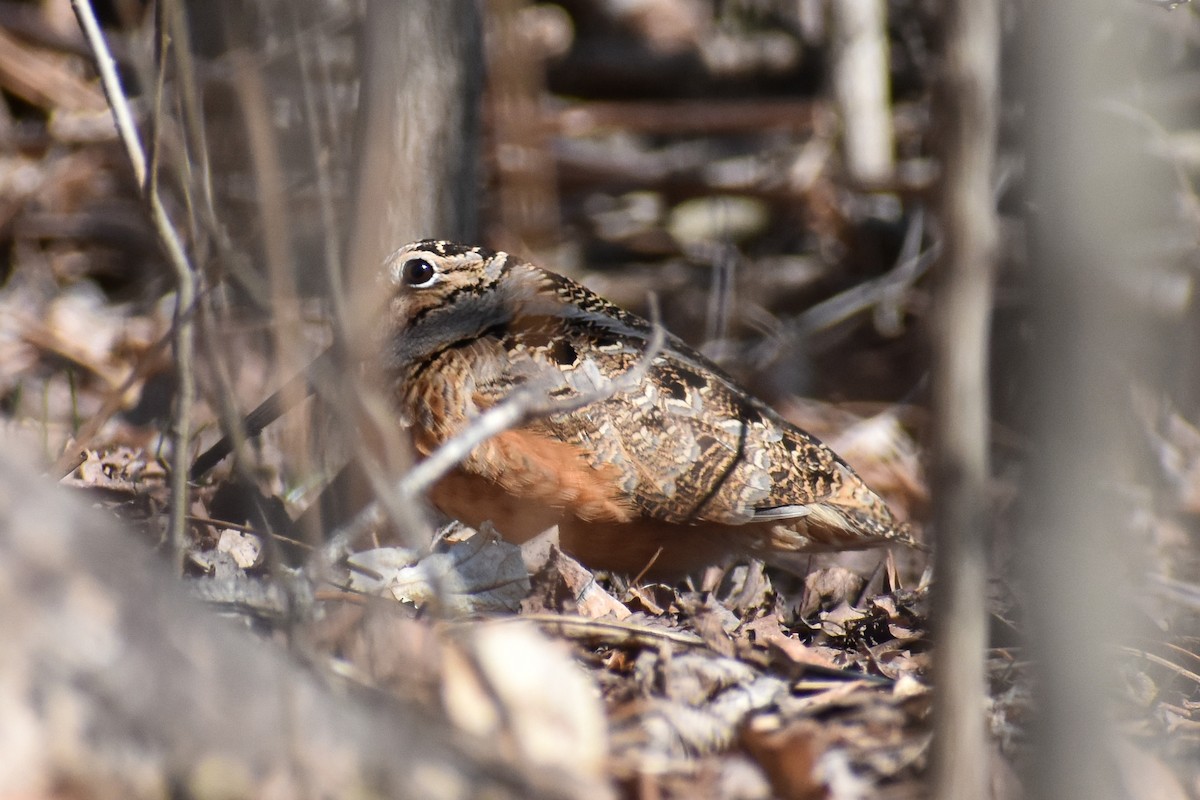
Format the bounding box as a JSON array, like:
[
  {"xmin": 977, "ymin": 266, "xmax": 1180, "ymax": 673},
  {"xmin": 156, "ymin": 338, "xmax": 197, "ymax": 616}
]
[{"xmin": 400, "ymin": 258, "xmax": 436, "ymax": 287}]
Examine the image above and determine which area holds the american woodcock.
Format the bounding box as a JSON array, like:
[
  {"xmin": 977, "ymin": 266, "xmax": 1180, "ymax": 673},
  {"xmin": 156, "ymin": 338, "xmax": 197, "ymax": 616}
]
[{"xmin": 382, "ymin": 239, "xmax": 916, "ymax": 575}]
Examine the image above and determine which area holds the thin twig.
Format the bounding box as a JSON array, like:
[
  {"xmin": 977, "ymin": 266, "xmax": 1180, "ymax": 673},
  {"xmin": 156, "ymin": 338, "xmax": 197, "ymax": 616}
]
[
  {"xmin": 481, "ymin": 614, "xmax": 895, "ymax": 685},
  {"xmin": 287, "ymin": 5, "xmax": 343, "ymax": 297},
  {"xmin": 150, "ymin": 1, "xmax": 196, "ymax": 574},
  {"xmin": 629, "ymin": 547, "xmax": 664, "ymax": 587},
  {"xmin": 743, "ymin": 214, "xmax": 936, "ymax": 372},
  {"xmin": 189, "ymin": 350, "xmax": 333, "ymax": 480},
  {"xmin": 184, "ymin": 515, "xmax": 313, "ymax": 550},
  {"xmin": 1120, "ymin": 647, "xmax": 1200, "ymax": 688},
  {"xmin": 176, "ymin": 3, "xmax": 282, "ymax": 497},
  {"xmin": 792, "ymin": 234, "xmax": 936, "ymax": 339},
  {"xmin": 229, "ymin": 50, "xmax": 316, "ymax": 508},
  {"xmin": 165, "ymin": 0, "xmax": 216, "ymax": 235},
  {"xmin": 72, "ymin": 0, "xmax": 200, "ymax": 573},
  {"xmin": 482, "ymin": 613, "xmax": 706, "ymax": 649},
  {"xmin": 70, "ymin": 0, "xmax": 144, "ymax": 184}
]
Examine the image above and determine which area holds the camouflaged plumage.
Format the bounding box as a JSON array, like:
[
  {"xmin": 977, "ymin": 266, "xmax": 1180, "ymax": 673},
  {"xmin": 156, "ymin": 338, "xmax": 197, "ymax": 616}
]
[{"xmin": 381, "ymin": 239, "xmax": 915, "ymax": 574}]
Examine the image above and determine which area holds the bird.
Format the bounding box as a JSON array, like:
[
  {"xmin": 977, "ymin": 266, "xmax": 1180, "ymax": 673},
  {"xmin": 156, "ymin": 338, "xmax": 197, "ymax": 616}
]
[{"xmin": 379, "ymin": 239, "xmax": 917, "ymax": 577}]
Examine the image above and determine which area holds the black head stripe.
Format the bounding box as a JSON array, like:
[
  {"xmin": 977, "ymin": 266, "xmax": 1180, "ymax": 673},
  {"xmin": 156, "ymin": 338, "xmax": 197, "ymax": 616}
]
[{"xmin": 409, "ymin": 239, "xmax": 500, "ymax": 260}]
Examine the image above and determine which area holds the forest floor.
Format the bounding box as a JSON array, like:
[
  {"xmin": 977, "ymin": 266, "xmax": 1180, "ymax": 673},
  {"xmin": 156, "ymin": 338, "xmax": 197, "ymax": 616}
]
[{"xmin": 1, "ymin": 1, "xmax": 1198, "ymax": 798}]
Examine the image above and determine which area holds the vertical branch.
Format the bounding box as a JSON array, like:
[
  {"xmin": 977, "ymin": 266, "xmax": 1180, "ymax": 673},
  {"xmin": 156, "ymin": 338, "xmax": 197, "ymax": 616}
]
[
  {"xmin": 345, "ymin": 0, "xmax": 482, "ymax": 306},
  {"xmin": 71, "ymin": 0, "xmax": 145, "ymax": 185},
  {"xmin": 928, "ymin": 0, "xmax": 998, "ymax": 796},
  {"xmin": 71, "ymin": 0, "xmax": 200, "ymax": 573},
  {"xmin": 228, "ymin": 49, "xmax": 315, "ymax": 497},
  {"xmin": 166, "ymin": 0, "xmax": 216, "ymax": 234},
  {"xmin": 149, "ymin": 2, "xmax": 197, "ymax": 575},
  {"xmin": 1020, "ymin": 3, "xmax": 1158, "ymax": 799},
  {"xmin": 320, "ymin": 0, "xmax": 484, "ymax": 554},
  {"xmin": 288, "ymin": 5, "xmax": 344, "ymax": 286},
  {"xmin": 830, "ymin": 0, "xmax": 895, "ymax": 184}
]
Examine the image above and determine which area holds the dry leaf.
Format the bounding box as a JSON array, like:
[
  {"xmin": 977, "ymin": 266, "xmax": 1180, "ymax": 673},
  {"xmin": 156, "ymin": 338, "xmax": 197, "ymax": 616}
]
[
  {"xmin": 523, "ymin": 546, "xmax": 631, "ymax": 619},
  {"xmin": 802, "ymin": 568, "xmax": 864, "ymax": 618},
  {"xmin": 216, "ymin": 529, "xmax": 262, "ymax": 570},
  {"xmin": 442, "ymin": 621, "xmax": 610, "ymax": 784},
  {"xmin": 743, "ymin": 615, "xmax": 841, "ymax": 671},
  {"xmin": 741, "ymin": 717, "xmax": 827, "ymax": 800},
  {"xmin": 349, "ymin": 524, "xmax": 531, "ymax": 613}
]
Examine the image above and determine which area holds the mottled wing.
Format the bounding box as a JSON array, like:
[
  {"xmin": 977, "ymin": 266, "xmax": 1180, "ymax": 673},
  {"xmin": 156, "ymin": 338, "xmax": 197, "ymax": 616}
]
[
  {"xmin": 540, "ymin": 345, "xmax": 847, "ymax": 525},
  {"xmin": 468, "ymin": 315, "xmax": 852, "ymax": 525},
  {"xmin": 464, "ymin": 265, "xmax": 910, "ymax": 547}
]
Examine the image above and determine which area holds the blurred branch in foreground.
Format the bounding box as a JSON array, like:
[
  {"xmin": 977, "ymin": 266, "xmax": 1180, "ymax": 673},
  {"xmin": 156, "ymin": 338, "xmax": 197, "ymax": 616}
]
[
  {"xmin": 928, "ymin": 0, "xmax": 999, "ymax": 797},
  {"xmin": 1020, "ymin": 3, "xmax": 1171, "ymax": 799},
  {"xmin": 0, "ymin": 450, "xmax": 602, "ymax": 799}
]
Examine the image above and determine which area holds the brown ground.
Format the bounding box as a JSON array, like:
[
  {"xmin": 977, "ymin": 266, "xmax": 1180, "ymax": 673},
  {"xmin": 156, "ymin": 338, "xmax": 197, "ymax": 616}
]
[{"xmin": 1, "ymin": 1, "xmax": 1197, "ymax": 798}]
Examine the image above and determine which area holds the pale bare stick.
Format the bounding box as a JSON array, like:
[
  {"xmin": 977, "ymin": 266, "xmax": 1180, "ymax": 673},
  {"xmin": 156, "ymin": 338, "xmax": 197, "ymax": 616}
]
[
  {"xmin": 830, "ymin": 0, "xmax": 895, "ymax": 184},
  {"xmin": 928, "ymin": 0, "xmax": 999, "ymax": 795},
  {"xmin": 1019, "ymin": 2, "xmax": 1158, "ymax": 798},
  {"xmin": 71, "ymin": 0, "xmax": 200, "ymax": 573}
]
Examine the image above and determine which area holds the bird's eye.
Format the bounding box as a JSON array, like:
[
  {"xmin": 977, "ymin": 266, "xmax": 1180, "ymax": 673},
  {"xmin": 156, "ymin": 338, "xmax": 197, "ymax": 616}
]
[{"xmin": 400, "ymin": 258, "xmax": 437, "ymax": 287}]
